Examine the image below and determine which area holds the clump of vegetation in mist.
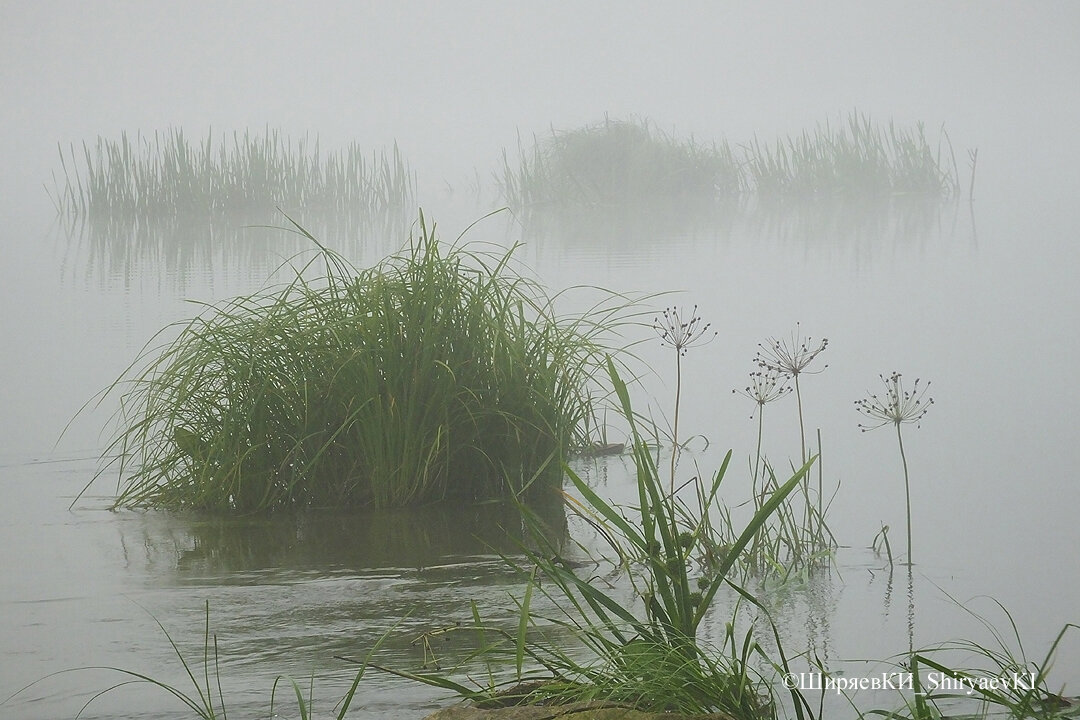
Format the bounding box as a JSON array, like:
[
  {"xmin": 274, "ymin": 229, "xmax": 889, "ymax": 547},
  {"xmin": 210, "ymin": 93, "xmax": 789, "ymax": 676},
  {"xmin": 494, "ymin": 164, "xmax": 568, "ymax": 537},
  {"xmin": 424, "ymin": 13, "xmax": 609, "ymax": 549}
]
[
  {"xmin": 50, "ymin": 127, "xmax": 416, "ymax": 231},
  {"xmin": 498, "ymin": 112, "xmax": 962, "ymax": 223},
  {"xmin": 81, "ymin": 214, "xmax": 631, "ymax": 512},
  {"xmin": 744, "ymin": 113, "xmax": 960, "ymax": 200},
  {"xmin": 498, "ymin": 116, "xmax": 744, "ymax": 214}
]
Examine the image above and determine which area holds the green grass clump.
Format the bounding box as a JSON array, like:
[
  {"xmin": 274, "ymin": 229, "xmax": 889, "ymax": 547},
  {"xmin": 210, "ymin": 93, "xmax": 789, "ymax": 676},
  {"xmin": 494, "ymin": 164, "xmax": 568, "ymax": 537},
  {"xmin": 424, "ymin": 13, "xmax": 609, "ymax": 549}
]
[
  {"xmin": 867, "ymin": 599, "xmax": 1078, "ymax": 720},
  {"xmin": 88, "ymin": 214, "xmax": 620, "ymax": 512}
]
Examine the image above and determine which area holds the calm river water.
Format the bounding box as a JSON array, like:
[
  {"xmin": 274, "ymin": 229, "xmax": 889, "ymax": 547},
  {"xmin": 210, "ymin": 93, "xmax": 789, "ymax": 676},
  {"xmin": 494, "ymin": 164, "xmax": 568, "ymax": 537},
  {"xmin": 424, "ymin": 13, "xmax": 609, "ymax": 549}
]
[{"xmin": 3, "ymin": 4, "xmax": 1079, "ymax": 718}]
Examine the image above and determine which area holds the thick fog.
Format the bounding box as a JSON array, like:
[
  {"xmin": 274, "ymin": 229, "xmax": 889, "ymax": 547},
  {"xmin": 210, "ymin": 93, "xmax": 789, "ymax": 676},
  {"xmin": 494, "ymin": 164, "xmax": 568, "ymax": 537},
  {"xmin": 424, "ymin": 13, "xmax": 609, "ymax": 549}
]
[
  {"xmin": 2, "ymin": 4, "xmax": 1080, "ymax": 718},
  {"xmin": 3, "ymin": 2, "xmax": 1078, "ymax": 193}
]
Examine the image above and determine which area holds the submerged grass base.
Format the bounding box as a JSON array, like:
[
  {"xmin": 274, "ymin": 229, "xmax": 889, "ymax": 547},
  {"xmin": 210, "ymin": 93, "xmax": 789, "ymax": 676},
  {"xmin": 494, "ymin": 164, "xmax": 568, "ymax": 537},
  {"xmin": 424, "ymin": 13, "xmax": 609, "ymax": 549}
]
[{"xmin": 90, "ymin": 214, "xmax": 618, "ymax": 512}]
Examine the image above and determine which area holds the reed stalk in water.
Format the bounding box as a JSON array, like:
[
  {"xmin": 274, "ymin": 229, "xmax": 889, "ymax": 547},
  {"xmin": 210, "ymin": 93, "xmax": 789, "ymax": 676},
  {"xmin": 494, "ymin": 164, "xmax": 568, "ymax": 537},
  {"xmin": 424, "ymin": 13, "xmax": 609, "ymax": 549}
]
[{"xmin": 856, "ymin": 371, "xmax": 934, "ymax": 564}]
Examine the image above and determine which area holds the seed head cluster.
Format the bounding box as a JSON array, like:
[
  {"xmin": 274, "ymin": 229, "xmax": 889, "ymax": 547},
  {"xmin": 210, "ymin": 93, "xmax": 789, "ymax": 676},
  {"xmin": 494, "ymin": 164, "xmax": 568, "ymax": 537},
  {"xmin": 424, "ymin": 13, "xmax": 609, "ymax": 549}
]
[
  {"xmin": 755, "ymin": 323, "xmax": 828, "ymax": 378},
  {"xmin": 855, "ymin": 372, "xmax": 934, "ymax": 431},
  {"xmin": 653, "ymin": 305, "xmax": 717, "ymax": 356},
  {"xmin": 733, "ymin": 369, "xmax": 791, "ymax": 417}
]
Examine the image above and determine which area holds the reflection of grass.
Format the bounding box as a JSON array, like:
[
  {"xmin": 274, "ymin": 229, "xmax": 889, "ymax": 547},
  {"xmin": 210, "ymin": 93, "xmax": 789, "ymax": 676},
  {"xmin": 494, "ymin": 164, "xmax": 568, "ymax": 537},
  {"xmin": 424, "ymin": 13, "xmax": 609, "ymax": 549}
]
[
  {"xmin": 83, "ymin": 214, "xmax": 625, "ymax": 512},
  {"xmin": 50, "ymin": 129, "xmax": 417, "ymax": 284},
  {"xmin": 131, "ymin": 498, "xmax": 568, "ymax": 573},
  {"xmin": 740, "ymin": 192, "xmax": 953, "ymax": 259},
  {"xmin": 56, "ymin": 204, "xmax": 410, "ymax": 290}
]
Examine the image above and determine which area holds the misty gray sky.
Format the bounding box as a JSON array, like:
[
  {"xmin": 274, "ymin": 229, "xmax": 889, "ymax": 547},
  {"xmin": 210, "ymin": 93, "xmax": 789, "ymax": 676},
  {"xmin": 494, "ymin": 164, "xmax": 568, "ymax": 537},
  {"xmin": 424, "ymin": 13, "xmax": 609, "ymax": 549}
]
[{"xmin": 3, "ymin": 1, "xmax": 1078, "ymax": 193}]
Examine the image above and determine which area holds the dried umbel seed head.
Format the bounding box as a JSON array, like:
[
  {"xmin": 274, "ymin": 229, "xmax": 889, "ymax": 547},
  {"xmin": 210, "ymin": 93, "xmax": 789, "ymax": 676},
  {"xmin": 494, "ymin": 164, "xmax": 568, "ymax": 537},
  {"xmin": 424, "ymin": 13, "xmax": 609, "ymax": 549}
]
[
  {"xmin": 733, "ymin": 369, "xmax": 791, "ymax": 418},
  {"xmin": 855, "ymin": 372, "xmax": 934, "ymax": 431},
  {"xmin": 653, "ymin": 304, "xmax": 717, "ymax": 356},
  {"xmin": 755, "ymin": 322, "xmax": 828, "ymax": 378}
]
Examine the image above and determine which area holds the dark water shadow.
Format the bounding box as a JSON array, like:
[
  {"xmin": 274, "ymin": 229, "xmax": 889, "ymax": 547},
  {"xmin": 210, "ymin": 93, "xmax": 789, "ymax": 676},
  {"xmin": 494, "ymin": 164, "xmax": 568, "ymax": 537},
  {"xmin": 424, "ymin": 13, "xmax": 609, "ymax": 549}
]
[{"xmin": 115, "ymin": 490, "xmax": 569, "ymax": 580}]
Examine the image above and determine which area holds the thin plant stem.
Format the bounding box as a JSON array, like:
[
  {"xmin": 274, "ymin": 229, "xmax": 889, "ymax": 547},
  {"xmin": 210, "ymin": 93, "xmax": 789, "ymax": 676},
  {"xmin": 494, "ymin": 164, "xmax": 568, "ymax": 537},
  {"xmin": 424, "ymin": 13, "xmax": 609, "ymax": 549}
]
[
  {"xmin": 856, "ymin": 371, "xmax": 931, "ymax": 567},
  {"xmin": 816, "ymin": 427, "xmax": 823, "ymax": 542},
  {"xmin": 653, "ymin": 305, "xmax": 714, "ymax": 496},
  {"xmin": 734, "ymin": 368, "xmax": 788, "ymax": 493},
  {"xmin": 906, "ymin": 565, "xmax": 916, "ymax": 655},
  {"xmin": 747, "ymin": 411, "xmax": 766, "ymax": 572},
  {"xmin": 968, "ymin": 147, "xmax": 978, "ymax": 202},
  {"xmin": 670, "ymin": 351, "xmax": 682, "ymax": 495},
  {"xmin": 752, "ymin": 409, "xmax": 764, "ymax": 493},
  {"xmin": 897, "ymin": 422, "xmax": 913, "ymax": 565},
  {"xmin": 794, "ymin": 374, "xmax": 806, "ymax": 464},
  {"xmin": 794, "ymin": 374, "xmax": 811, "ymax": 544},
  {"xmin": 756, "ymin": 325, "xmax": 826, "ymax": 467}
]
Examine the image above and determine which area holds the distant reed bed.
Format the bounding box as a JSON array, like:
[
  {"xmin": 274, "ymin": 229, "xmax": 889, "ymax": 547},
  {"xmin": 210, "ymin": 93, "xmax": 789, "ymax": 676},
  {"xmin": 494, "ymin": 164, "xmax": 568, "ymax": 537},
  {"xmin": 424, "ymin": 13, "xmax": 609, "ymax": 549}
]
[
  {"xmin": 86, "ymin": 215, "xmax": 627, "ymax": 512},
  {"xmin": 51, "ymin": 128, "xmax": 415, "ymax": 226},
  {"xmin": 745, "ymin": 114, "xmax": 959, "ymax": 199},
  {"xmin": 500, "ymin": 116, "xmax": 744, "ymax": 213},
  {"xmin": 499, "ymin": 113, "xmax": 962, "ymax": 218}
]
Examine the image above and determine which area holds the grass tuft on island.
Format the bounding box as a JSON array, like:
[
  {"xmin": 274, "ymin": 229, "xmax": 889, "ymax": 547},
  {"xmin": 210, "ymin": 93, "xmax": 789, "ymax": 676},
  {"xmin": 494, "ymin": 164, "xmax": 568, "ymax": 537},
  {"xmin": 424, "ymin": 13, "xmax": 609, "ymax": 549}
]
[{"xmin": 84, "ymin": 213, "xmax": 627, "ymax": 512}]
